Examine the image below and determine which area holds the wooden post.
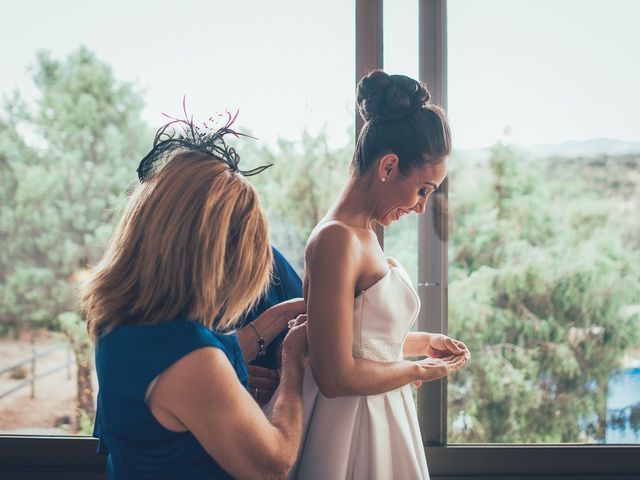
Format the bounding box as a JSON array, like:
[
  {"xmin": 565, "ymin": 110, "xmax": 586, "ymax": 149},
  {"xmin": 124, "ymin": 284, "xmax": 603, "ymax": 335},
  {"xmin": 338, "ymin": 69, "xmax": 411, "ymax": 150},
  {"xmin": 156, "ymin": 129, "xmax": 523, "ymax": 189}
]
[
  {"xmin": 30, "ymin": 348, "xmax": 36, "ymax": 399},
  {"xmin": 66, "ymin": 346, "xmax": 72, "ymax": 380}
]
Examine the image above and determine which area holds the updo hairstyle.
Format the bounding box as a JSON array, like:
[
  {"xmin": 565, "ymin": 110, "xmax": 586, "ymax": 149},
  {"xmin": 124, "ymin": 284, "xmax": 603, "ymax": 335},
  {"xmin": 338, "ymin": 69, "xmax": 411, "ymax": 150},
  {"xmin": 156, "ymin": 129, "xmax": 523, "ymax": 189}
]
[{"xmin": 354, "ymin": 70, "xmax": 451, "ymax": 175}]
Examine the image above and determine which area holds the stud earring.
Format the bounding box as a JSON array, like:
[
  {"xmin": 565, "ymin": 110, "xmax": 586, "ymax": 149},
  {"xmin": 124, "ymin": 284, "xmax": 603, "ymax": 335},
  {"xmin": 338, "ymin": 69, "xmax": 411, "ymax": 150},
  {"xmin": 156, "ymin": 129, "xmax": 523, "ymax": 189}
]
[{"xmin": 381, "ymin": 177, "xmax": 386, "ymax": 183}]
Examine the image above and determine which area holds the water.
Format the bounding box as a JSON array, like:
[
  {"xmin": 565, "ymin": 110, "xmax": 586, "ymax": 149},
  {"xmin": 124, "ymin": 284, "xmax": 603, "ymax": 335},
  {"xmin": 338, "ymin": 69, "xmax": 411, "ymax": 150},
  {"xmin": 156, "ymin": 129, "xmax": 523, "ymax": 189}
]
[{"xmin": 606, "ymin": 368, "xmax": 640, "ymax": 443}]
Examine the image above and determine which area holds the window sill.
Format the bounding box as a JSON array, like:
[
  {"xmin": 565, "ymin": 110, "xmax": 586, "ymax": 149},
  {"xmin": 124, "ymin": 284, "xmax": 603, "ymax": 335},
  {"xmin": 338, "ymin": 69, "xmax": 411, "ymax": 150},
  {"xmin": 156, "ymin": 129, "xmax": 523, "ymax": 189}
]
[
  {"xmin": 427, "ymin": 444, "xmax": 640, "ymax": 478},
  {"xmin": 0, "ymin": 436, "xmax": 638, "ymax": 479}
]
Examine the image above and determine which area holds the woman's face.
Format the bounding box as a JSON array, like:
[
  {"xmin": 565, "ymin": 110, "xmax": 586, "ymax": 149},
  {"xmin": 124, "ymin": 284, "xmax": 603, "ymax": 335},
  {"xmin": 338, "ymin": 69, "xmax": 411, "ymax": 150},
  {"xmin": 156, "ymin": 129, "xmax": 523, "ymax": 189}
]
[{"xmin": 377, "ymin": 158, "xmax": 447, "ymax": 227}]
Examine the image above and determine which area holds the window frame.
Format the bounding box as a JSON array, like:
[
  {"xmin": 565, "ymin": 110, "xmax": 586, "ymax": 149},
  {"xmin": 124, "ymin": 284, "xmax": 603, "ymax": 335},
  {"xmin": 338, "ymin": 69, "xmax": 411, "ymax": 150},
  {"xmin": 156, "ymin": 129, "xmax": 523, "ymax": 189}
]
[
  {"xmin": 0, "ymin": 435, "xmax": 105, "ymax": 478},
  {"xmin": 0, "ymin": 1, "xmax": 638, "ymax": 478}
]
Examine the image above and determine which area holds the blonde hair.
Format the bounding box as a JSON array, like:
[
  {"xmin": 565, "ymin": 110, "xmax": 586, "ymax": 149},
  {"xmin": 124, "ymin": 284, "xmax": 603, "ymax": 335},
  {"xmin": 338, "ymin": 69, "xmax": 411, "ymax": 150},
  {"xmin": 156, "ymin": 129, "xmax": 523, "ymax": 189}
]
[{"xmin": 82, "ymin": 151, "xmax": 272, "ymax": 341}]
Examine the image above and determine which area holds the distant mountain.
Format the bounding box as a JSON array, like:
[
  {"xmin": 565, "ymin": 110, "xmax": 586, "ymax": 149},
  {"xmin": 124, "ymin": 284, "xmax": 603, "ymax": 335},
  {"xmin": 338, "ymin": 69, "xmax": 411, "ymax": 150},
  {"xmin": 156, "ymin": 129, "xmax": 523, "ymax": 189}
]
[
  {"xmin": 454, "ymin": 138, "xmax": 640, "ymax": 163},
  {"xmin": 524, "ymin": 138, "xmax": 640, "ymax": 159}
]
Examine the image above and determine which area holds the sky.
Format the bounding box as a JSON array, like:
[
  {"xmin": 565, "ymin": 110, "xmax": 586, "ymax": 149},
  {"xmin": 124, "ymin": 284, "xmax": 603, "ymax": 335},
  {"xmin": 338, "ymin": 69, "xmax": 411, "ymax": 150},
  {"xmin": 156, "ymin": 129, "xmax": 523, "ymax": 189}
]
[{"xmin": 1, "ymin": 0, "xmax": 639, "ymax": 150}]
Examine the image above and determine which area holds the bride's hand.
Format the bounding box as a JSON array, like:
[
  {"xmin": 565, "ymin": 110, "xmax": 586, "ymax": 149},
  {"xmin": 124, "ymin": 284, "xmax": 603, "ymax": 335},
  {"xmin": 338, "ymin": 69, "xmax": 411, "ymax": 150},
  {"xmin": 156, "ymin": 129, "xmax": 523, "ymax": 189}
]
[
  {"xmin": 413, "ymin": 354, "xmax": 466, "ymax": 387},
  {"xmin": 425, "ymin": 334, "xmax": 471, "ymax": 361}
]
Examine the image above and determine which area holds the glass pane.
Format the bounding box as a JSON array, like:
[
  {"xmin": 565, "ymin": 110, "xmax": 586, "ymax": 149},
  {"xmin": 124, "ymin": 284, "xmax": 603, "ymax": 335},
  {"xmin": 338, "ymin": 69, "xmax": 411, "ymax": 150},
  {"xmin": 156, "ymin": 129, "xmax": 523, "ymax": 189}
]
[
  {"xmin": 382, "ymin": 0, "xmax": 420, "ymax": 286},
  {"xmin": 447, "ymin": 0, "xmax": 640, "ymax": 443},
  {"xmin": 0, "ymin": 0, "xmax": 354, "ymax": 435}
]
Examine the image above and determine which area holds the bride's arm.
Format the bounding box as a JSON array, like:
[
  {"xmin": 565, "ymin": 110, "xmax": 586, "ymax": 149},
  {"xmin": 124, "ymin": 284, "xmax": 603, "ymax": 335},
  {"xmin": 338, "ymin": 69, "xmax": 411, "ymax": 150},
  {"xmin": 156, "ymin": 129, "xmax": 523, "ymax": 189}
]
[
  {"xmin": 403, "ymin": 332, "xmax": 431, "ymax": 357},
  {"xmin": 306, "ymin": 223, "xmax": 451, "ymax": 398}
]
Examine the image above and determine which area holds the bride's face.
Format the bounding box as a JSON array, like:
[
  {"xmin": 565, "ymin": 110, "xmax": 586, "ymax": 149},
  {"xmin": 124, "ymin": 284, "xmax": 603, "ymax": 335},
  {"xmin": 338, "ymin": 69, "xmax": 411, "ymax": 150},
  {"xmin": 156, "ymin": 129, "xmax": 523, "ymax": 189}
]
[{"xmin": 377, "ymin": 158, "xmax": 447, "ymax": 227}]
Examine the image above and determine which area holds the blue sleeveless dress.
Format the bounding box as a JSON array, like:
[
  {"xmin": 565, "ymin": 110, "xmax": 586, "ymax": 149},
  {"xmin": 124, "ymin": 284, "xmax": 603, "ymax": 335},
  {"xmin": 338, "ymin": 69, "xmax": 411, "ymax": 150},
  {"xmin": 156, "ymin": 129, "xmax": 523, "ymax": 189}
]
[{"xmin": 93, "ymin": 318, "xmax": 248, "ymax": 479}]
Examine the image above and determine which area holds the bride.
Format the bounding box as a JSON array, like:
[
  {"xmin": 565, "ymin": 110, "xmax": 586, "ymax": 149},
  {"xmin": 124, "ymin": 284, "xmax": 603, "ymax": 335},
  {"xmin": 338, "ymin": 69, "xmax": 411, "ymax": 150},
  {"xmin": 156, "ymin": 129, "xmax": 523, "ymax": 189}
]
[{"xmin": 289, "ymin": 70, "xmax": 470, "ymax": 479}]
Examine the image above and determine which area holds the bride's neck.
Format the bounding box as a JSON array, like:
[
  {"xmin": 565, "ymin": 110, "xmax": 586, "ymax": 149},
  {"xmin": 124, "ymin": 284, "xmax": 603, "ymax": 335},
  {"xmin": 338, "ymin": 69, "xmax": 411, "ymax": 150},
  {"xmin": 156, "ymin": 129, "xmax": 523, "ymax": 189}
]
[{"xmin": 326, "ymin": 172, "xmax": 378, "ymax": 230}]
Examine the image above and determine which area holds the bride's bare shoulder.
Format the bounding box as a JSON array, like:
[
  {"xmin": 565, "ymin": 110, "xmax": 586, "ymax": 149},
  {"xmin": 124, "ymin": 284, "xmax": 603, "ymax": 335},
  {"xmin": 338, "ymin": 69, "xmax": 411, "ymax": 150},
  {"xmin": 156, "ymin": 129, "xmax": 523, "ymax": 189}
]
[
  {"xmin": 306, "ymin": 220, "xmax": 361, "ymax": 263},
  {"xmin": 309, "ymin": 219, "xmax": 357, "ymax": 242}
]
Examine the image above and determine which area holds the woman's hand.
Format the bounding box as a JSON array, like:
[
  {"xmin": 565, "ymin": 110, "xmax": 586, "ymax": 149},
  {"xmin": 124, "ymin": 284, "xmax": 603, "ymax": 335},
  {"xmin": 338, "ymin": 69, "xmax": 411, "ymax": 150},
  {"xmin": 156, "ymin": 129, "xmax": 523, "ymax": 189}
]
[
  {"xmin": 248, "ymin": 365, "xmax": 280, "ymax": 406},
  {"xmin": 280, "ymin": 314, "xmax": 309, "ymax": 375},
  {"xmin": 238, "ymin": 298, "xmax": 306, "ymax": 363},
  {"xmin": 263, "ymin": 298, "xmax": 306, "ymax": 329}
]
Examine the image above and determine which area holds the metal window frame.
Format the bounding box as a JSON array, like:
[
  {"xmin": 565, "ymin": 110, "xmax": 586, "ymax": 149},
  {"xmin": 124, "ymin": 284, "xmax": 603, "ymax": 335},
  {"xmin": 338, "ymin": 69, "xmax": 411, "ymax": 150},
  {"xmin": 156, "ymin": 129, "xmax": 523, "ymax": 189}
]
[{"xmin": 418, "ymin": 0, "xmax": 449, "ymax": 448}]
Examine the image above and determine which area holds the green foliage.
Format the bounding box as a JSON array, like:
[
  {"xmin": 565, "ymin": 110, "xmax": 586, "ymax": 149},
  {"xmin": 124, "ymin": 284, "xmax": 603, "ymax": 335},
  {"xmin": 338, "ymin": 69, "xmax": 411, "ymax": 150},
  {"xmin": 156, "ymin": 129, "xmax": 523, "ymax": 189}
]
[
  {"xmin": 237, "ymin": 128, "xmax": 353, "ymax": 271},
  {"xmin": 447, "ymin": 144, "xmax": 640, "ymax": 442},
  {"xmin": 0, "ymin": 46, "xmax": 149, "ymax": 333},
  {"xmin": 384, "ymin": 213, "xmax": 418, "ymax": 284},
  {"xmin": 253, "ymin": 129, "xmax": 352, "ymax": 237},
  {"xmin": 58, "ymin": 311, "xmax": 92, "ymax": 366},
  {"xmin": 78, "ymin": 408, "xmax": 96, "ymax": 436},
  {"xmin": 58, "ymin": 310, "xmax": 96, "ymax": 432}
]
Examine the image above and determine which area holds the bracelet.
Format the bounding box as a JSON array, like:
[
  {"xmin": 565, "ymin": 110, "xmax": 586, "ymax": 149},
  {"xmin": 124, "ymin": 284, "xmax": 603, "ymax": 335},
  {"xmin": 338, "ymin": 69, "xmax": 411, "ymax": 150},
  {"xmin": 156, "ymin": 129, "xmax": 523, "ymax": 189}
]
[{"xmin": 249, "ymin": 321, "xmax": 267, "ymax": 357}]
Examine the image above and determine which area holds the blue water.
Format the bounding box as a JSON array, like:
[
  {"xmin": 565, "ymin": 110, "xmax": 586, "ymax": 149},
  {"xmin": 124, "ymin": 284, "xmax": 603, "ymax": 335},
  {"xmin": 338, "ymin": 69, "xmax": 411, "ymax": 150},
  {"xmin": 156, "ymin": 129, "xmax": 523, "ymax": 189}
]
[{"xmin": 606, "ymin": 368, "xmax": 640, "ymax": 443}]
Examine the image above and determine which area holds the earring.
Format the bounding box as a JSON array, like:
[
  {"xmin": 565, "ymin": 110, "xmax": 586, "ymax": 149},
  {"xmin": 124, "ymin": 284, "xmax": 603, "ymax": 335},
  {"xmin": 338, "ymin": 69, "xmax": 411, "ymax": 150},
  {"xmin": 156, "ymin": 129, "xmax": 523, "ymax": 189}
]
[{"xmin": 380, "ymin": 177, "xmax": 386, "ymax": 183}]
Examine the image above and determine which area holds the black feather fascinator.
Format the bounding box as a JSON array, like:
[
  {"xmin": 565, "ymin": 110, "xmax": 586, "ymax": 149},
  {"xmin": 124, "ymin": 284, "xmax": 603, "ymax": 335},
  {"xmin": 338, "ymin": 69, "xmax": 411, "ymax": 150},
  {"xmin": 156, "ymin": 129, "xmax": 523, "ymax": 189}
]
[{"xmin": 137, "ymin": 98, "xmax": 272, "ymax": 182}]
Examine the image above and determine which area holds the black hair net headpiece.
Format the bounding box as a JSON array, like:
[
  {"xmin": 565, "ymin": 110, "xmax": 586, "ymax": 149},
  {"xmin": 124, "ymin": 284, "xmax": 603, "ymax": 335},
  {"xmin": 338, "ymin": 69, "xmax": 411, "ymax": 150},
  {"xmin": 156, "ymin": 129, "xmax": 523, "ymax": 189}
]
[{"xmin": 137, "ymin": 98, "xmax": 272, "ymax": 182}]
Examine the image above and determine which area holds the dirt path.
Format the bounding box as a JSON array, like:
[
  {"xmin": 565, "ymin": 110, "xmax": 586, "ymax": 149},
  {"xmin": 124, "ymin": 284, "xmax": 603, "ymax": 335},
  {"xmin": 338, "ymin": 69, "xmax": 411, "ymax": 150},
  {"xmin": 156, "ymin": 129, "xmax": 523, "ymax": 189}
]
[{"xmin": 0, "ymin": 329, "xmax": 96, "ymax": 435}]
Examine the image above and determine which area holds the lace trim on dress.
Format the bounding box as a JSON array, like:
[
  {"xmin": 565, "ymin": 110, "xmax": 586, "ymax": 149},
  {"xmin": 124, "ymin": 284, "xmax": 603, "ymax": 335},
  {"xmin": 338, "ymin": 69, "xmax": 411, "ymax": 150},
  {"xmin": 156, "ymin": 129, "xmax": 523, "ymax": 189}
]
[{"xmin": 352, "ymin": 340, "xmax": 403, "ymax": 362}]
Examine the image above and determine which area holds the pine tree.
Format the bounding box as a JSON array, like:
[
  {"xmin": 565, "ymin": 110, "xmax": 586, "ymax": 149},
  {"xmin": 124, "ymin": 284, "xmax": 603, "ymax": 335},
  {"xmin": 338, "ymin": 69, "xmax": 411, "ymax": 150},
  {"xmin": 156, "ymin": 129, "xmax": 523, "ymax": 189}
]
[{"xmin": 0, "ymin": 46, "xmax": 149, "ymax": 429}]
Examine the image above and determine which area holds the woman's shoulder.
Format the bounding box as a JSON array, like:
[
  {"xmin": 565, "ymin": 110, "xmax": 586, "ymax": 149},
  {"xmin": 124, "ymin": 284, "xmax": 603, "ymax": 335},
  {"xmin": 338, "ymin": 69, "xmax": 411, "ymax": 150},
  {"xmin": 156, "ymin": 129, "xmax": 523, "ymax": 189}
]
[
  {"xmin": 98, "ymin": 318, "xmax": 231, "ymax": 357},
  {"xmin": 167, "ymin": 319, "xmax": 243, "ymax": 360},
  {"xmin": 305, "ymin": 220, "xmax": 366, "ymax": 278},
  {"xmin": 307, "ymin": 220, "xmax": 361, "ymax": 252},
  {"xmin": 96, "ymin": 318, "xmax": 245, "ymax": 384}
]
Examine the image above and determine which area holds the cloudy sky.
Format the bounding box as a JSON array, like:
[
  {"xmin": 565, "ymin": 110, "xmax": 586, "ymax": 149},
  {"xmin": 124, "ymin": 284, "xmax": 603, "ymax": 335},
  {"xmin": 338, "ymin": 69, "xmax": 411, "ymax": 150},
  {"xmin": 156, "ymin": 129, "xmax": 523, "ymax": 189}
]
[{"xmin": 2, "ymin": 0, "xmax": 639, "ymax": 149}]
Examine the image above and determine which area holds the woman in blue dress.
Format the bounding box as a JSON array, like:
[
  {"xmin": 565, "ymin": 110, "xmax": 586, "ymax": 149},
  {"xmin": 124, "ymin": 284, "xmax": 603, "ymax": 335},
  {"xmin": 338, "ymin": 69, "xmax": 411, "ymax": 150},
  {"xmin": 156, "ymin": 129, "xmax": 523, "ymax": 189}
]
[{"xmin": 83, "ymin": 112, "xmax": 308, "ymax": 479}]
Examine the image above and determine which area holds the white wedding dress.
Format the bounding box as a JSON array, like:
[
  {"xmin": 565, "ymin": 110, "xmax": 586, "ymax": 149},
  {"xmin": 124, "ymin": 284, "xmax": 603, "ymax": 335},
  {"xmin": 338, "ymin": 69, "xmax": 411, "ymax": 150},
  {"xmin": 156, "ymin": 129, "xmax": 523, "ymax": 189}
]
[{"xmin": 286, "ymin": 257, "xmax": 429, "ymax": 479}]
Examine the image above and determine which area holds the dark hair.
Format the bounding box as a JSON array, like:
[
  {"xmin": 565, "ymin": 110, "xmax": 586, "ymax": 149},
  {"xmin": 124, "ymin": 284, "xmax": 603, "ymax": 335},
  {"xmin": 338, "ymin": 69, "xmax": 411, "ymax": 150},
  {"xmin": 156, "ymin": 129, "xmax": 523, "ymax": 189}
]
[{"xmin": 354, "ymin": 70, "xmax": 451, "ymax": 175}]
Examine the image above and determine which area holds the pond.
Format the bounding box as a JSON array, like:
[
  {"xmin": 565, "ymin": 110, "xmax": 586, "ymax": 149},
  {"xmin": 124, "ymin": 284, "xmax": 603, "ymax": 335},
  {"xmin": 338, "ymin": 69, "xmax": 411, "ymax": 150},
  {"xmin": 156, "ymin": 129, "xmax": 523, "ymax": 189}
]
[{"xmin": 606, "ymin": 368, "xmax": 640, "ymax": 443}]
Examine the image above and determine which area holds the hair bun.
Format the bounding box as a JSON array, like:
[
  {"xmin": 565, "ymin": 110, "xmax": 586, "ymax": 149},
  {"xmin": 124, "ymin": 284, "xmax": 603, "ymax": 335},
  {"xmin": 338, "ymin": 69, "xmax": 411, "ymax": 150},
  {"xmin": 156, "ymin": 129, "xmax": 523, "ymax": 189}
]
[{"xmin": 356, "ymin": 70, "xmax": 430, "ymax": 123}]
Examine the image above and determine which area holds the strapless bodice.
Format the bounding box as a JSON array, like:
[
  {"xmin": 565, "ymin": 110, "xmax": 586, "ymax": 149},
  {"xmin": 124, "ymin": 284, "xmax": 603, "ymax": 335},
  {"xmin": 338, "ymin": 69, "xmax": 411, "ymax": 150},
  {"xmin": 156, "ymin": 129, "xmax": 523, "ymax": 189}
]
[{"xmin": 352, "ymin": 258, "xmax": 420, "ymax": 362}]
